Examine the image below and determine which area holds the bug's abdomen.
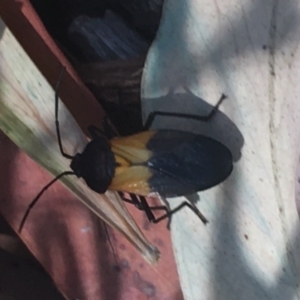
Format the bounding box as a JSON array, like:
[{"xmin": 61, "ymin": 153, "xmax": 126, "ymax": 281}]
[
  {"xmin": 108, "ymin": 130, "xmax": 233, "ymax": 198},
  {"xmin": 147, "ymin": 135, "xmax": 233, "ymax": 197}
]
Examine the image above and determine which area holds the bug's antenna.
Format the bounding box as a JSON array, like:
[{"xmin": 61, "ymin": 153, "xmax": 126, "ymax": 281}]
[
  {"xmin": 19, "ymin": 171, "xmax": 75, "ymax": 233},
  {"xmin": 55, "ymin": 67, "xmax": 73, "ymax": 159},
  {"xmin": 19, "ymin": 68, "xmax": 78, "ymax": 232}
]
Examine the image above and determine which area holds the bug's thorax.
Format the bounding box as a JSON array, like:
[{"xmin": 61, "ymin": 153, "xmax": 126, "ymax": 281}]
[{"xmin": 70, "ymin": 137, "xmax": 116, "ymax": 193}]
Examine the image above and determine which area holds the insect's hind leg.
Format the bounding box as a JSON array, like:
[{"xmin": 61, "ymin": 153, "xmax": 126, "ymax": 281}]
[
  {"xmin": 143, "ymin": 94, "xmax": 227, "ymax": 130},
  {"xmin": 119, "ymin": 193, "xmax": 172, "ymax": 228},
  {"xmin": 150, "ymin": 200, "xmax": 209, "ymax": 225},
  {"xmin": 157, "ymin": 197, "xmax": 172, "ymax": 229},
  {"xmin": 119, "ymin": 192, "xmax": 144, "ymax": 209}
]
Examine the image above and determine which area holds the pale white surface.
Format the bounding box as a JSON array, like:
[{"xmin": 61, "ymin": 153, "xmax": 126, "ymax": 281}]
[{"xmin": 142, "ymin": 0, "xmax": 300, "ymax": 298}]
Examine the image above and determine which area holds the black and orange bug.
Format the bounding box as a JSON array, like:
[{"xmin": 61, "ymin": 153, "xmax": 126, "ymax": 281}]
[{"xmin": 19, "ymin": 69, "xmax": 233, "ymax": 232}]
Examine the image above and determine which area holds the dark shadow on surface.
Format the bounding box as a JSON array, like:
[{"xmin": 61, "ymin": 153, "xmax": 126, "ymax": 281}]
[
  {"xmin": 185, "ymin": 194, "xmax": 200, "ymax": 205},
  {"xmin": 143, "ymin": 89, "xmax": 244, "ymax": 162},
  {"xmin": 0, "ymin": 247, "xmax": 64, "ymax": 300}
]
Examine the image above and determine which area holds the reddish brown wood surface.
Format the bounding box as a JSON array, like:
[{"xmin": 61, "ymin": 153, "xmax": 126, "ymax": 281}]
[{"xmin": 0, "ymin": 1, "xmax": 183, "ymax": 299}]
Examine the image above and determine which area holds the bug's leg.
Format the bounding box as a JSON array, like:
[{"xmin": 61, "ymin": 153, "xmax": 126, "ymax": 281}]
[
  {"xmin": 150, "ymin": 201, "xmax": 209, "ymax": 225},
  {"xmin": 138, "ymin": 196, "xmax": 172, "ymax": 226},
  {"xmin": 88, "ymin": 117, "xmax": 118, "ymax": 140},
  {"xmin": 87, "ymin": 125, "xmax": 105, "ymax": 139},
  {"xmin": 119, "ymin": 193, "xmax": 170, "ymax": 226},
  {"xmin": 143, "ymin": 94, "xmax": 227, "ymax": 130},
  {"xmin": 158, "ymin": 197, "xmax": 172, "ymax": 229},
  {"xmin": 120, "ymin": 193, "xmax": 157, "ymax": 222},
  {"xmin": 119, "ymin": 192, "xmax": 143, "ymax": 209},
  {"xmin": 135, "ymin": 195, "xmax": 157, "ymax": 223}
]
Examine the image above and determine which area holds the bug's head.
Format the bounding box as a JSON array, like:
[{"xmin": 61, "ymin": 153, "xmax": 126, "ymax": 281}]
[
  {"xmin": 70, "ymin": 153, "xmax": 83, "ymax": 177},
  {"xmin": 70, "ymin": 137, "xmax": 116, "ymax": 194}
]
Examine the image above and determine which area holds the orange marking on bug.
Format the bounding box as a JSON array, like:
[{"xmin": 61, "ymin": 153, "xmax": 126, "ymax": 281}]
[
  {"xmin": 110, "ymin": 131, "xmax": 156, "ymax": 164},
  {"xmin": 109, "ymin": 166, "xmax": 152, "ymax": 196}
]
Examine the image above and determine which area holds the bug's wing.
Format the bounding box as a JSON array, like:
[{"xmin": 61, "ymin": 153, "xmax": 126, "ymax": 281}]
[
  {"xmin": 109, "ymin": 131, "xmax": 156, "ymax": 196},
  {"xmin": 109, "ymin": 130, "xmax": 233, "ymax": 197},
  {"xmin": 146, "ymin": 131, "xmax": 233, "ymax": 197},
  {"xmin": 109, "ymin": 165, "xmax": 152, "ymax": 196}
]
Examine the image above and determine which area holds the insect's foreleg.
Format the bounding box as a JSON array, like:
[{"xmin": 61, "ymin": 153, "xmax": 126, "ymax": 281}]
[{"xmin": 143, "ymin": 94, "xmax": 227, "ymax": 130}]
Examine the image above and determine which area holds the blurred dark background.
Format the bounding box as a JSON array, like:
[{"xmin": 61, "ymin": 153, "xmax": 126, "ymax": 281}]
[
  {"xmin": 29, "ymin": 0, "xmax": 164, "ymax": 136},
  {"xmin": 0, "ymin": 215, "xmax": 65, "ymax": 299}
]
